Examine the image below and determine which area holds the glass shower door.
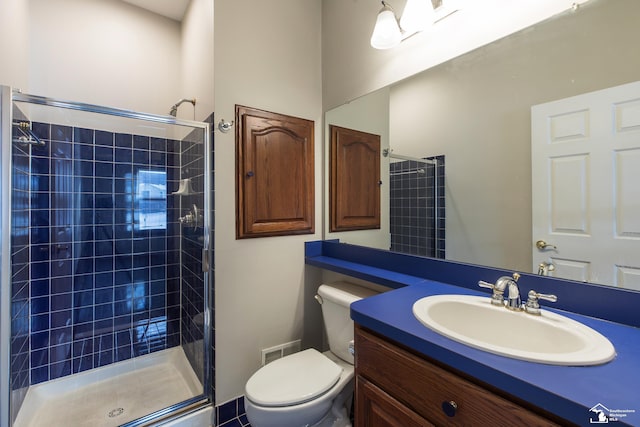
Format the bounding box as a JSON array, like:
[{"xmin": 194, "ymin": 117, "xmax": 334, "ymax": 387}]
[{"xmin": 3, "ymin": 89, "xmax": 212, "ymax": 427}]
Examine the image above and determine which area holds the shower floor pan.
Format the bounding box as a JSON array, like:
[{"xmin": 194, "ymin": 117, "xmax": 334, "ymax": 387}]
[{"xmin": 14, "ymin": 347, "xmax": 202, "ymax": 427}]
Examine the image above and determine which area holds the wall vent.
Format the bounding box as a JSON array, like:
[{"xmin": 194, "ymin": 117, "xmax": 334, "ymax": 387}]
[{"xmin": 261, "ymin": 340, "xmax": 301, "ymax": 366}]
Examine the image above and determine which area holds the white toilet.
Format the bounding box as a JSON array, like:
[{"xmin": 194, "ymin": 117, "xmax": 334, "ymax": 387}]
[{"xmin": 244, "ymin": 282, "xmax": 378, "ymax": 427}]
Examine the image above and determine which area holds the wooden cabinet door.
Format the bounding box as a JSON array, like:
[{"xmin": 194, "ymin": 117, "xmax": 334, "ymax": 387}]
[
  {"xmin": 355, "ymin": 326, "xmax": 561, "ymax": 427},
  {"xmin": 330, "ymin": 125, "xmax": 381, "ymax": 232},
  {"xmin": 236, "ymin": 105, "xmax": 314, "ymax": 238},
  {"xmin": 356, "ymin": 376, "xmax": 434, "ymax": 427}
]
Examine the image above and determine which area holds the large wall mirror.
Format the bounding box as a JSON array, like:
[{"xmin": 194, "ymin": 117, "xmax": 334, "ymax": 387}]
[{"xmin": 324, "ymin": 0, "xmax": 640, "ymax": 289}]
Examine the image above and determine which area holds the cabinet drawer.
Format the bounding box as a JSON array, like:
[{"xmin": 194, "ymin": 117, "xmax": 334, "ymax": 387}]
[{"xmin": 355, "ymin": 326, "xmax": 559, "ymax": 427}]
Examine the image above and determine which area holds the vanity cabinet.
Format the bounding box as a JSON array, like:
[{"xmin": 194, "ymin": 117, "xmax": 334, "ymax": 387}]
[{"xmin": 354, "ymin": 325, "xmax": 563, "ymax": 427}]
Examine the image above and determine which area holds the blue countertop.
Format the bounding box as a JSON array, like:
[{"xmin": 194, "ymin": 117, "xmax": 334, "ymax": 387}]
[
  {"xmin": 351, "ymin": 280, "xmax": 640, "ymax": 426},
  {"xmin": 305, "ymin": 241, "xmax": 640, "ymax": 426}
]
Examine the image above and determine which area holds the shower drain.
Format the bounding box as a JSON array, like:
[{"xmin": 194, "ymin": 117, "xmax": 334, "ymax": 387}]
[{"xmin": 108, "ymin": 408, "xmax": 125, "ymax": 418}]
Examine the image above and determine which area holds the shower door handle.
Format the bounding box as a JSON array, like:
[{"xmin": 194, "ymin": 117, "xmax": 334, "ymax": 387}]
[{"xmin": 202, "ymin": 248, "xmax": 211, "ymax": 272}]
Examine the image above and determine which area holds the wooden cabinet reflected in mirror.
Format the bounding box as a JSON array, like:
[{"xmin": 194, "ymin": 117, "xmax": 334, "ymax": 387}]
[{"xmin": 329, "ymin": 125, "xmax": 381, "ymax": 232}]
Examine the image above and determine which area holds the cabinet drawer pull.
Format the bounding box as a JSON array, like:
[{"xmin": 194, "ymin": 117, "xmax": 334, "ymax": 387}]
[
  {"xmin": 442, "ymin": 400, "xmax": 458, "ymax": 417},
  {"xmin": 246, "ymin": 171, "xmax": 254, "ymax": 178}
]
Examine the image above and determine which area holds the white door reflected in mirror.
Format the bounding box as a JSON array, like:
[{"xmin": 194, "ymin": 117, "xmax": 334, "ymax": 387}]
[{"xmin": 531, "ymin": 81, "xmax": 640, "ymax": 289}]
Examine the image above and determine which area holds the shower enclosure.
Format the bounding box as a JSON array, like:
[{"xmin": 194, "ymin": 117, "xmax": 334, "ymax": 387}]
[
  {"xmin": 0, "ymin": 87, "xmax": 213, "ymax": 426},
  {"xmin": 387, "ymin": 151, "xmax": 445, "ymax": 258}
]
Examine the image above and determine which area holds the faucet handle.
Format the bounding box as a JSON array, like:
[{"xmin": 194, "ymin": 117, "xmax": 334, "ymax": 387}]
[
  {"xmin": 478, "ymin": 281, "xmax": 505, "ymax": 306},
  {"xmin": 525, "ymin": 290, "xmax": 558, "ymax": 315},
  {"xmin": 478, "ymin": 280, "xmax": 496, "ymax": 290}
]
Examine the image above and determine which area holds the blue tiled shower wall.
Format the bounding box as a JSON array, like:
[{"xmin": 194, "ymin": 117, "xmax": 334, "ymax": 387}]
[
  {"xmin": 389, "ymin": 156, "xmax": 445, "ymax": 258},
  {"xmin": 20, "ymin": 114, "xmax": 183, "ymax": 387},
  {"xmin": 8, "ymin": 104, "xmax": 219, "ymax": 419}
]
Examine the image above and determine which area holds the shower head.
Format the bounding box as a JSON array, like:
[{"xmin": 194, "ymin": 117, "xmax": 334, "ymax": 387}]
[{"xmin": 169, "ymin": 98, "xmax": 196, "ymax": 117}]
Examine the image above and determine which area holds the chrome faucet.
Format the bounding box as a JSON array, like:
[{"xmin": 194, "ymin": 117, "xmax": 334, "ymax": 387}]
[
  {"xmin": 179, "ymin": 204, "xmax": 203, "ymax": 230},
  {"xmin": 478, "ymin": 273, "xmax": 523, "ymax": 311},
  {"xmin": 479, "ymin": 273, "xmax": 558, "ymax": 315}
]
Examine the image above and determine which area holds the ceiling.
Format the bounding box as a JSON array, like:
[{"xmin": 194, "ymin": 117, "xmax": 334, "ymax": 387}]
[{"xmin": 121, "ymin": 0, "xmax": 191, "ymax": 22}]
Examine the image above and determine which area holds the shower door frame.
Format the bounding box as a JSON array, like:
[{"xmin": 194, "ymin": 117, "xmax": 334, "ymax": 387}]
[
  {"xmin": 1, "ymin": 86, "xmax": 14, "ymax": 427},
  {"xmin": 0, "ymin": 86, "xmax": 213, "ymax": 426}
]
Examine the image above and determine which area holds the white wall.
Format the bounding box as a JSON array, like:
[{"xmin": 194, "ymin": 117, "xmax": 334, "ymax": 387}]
[
  {"xmin": 0, "ymin": 0, "xmax": 29, "ymax": 89},
  {"xmin": 322, "ymin": 0, "xmax": 589, "ymax": 110},
  {"xmin": 28, "ymin": 0, "xmax": 182, "ymax": 115},
  {"xmin": 3, "ymin": 0, "xmax": 213, "ymax": 118},
  {"xmin": 213, "ymin": 0, "xmax": 323, "ymax": 404},
  {"xmin": 181, "ymin": 0, "xmax": 214, "ymax": 121}
]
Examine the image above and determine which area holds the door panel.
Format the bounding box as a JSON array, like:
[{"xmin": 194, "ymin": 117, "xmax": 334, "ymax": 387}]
[
  {"xmin": 614, "ymin": 149, "xmax": 640, "ymax": 238},
  {"xmin": 549, "ymin": 154, "xmax": 589, "ymax": 235},
  {"xmin": 532, "ymin": 81, "xmax": 640, "ymax": 288}
]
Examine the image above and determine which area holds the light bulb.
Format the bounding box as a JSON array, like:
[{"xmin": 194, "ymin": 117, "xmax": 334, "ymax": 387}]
[
  {"xmin": 370, "ymin": 4, "xmax": 402, "ymax": 49},
  {"xmin": 400, "ymin": 0, "xmax": 434, "ymax": 33}
]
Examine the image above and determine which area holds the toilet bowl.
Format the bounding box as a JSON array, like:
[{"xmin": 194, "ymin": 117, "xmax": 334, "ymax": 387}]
[
  {"xmin": 244, "ymin": 282, "xmax": 378, "ymax": 427},
  {"xmin": 245, "ymin": 350, "xmax": 354, "ymax": 427}
]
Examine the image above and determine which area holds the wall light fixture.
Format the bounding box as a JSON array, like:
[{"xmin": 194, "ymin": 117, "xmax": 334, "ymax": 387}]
[
  {"xmin": 370, "ymin": 0, "xmax": 453, "ymax": 50},
  {"xmin": 370, "ymin": 1, "xmax": 403, "ymax": 49}
]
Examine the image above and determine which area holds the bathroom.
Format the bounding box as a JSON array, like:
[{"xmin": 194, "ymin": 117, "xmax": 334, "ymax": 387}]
[{"xmin": 2, "ymin": 0, "xmax": 640, "ymax": 426}]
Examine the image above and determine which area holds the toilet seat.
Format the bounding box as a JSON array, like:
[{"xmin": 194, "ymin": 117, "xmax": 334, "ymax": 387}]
[{"xmin": 245, "ymin": 349, "xmax": 342, "ymax": 407}]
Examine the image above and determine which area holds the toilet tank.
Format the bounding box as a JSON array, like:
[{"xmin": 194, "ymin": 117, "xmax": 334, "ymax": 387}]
[{"xmin": 317, "ymin": 282, "xmax": 379, "ymax": 364}]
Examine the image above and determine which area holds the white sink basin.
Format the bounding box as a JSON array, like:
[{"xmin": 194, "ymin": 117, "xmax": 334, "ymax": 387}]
[{"xmin": 412, "ymin": 294, "xmax": 615, "ymax": 366}]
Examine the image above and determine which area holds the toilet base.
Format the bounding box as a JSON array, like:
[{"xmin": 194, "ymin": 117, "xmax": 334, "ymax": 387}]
[
  {"xmin": 311, "ymin": 410, "xmax": 350, "ymax": 427},
  {"xmin": 309, "ymin": 382, "xmax": 353, "ymax": 427}
]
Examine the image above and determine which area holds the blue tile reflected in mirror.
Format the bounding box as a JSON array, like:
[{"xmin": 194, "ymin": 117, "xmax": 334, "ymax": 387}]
[{"xmin": 389, "ymin": 155, "xmax": 445, "ymax": 258}]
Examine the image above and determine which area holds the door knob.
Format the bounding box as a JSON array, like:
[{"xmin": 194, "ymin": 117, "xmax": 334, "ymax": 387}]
[{"xmin": 535, "ymin": 240, "xmax": 557, "ymax": 250}]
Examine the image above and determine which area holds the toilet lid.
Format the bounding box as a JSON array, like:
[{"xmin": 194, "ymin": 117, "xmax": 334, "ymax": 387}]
[{"xmin": 245, "ymin": 349, "xmax": 342, "ymax": 407}]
